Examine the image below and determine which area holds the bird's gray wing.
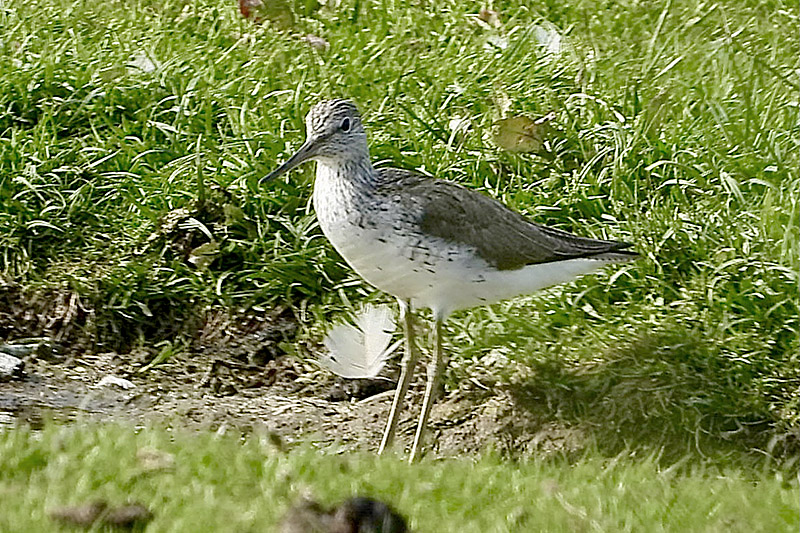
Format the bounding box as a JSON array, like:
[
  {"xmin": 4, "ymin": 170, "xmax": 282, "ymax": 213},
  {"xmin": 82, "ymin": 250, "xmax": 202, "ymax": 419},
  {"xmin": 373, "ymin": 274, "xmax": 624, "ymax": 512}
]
[{"xmin": 377, "ymin": 168, "xmax": 636, "ymax": 271}]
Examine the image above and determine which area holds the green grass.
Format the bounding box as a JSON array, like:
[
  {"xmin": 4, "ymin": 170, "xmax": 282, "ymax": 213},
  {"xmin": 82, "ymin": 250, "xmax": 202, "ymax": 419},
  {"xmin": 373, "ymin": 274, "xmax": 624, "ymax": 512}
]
[
  {"xmin": 0, "ymin": 424, "xmax": 796, "ymax": 532},
  {"xmin": 0, "ymin": 0, "xmax": 798, "ymax": 458}
]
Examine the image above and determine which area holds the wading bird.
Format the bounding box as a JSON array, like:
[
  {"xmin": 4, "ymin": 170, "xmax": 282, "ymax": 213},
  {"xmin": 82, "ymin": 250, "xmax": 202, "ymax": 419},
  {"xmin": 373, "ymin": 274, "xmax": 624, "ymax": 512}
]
[{"xmin": 263, "ymin": 99, "xmax": 637, "ymax": 461}]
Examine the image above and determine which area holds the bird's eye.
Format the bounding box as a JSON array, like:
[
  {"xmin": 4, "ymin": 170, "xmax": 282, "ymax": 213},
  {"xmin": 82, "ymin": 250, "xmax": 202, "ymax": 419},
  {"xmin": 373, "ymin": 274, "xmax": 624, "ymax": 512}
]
[{"xmin": 340, "ymin": 117, "xmax": 351, "ymax": 132}]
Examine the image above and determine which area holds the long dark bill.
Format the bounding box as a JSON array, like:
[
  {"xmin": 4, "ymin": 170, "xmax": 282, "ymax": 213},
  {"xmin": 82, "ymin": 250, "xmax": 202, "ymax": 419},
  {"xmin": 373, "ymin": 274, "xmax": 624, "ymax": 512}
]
[{"xmin": 261, "ymin": 139, "xmax": 317, "ymax": 183}]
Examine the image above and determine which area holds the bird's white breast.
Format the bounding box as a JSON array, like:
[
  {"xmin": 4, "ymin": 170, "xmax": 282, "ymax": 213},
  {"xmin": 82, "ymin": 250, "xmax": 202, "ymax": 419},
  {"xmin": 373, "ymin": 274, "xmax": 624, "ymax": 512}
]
[
  {"xmin": 313, "ymin": 163, "xmax": 440, "ymax": 303},
  {"xmin": 312, "ymin": 163, "xmax": 616, "ymax": 317}
]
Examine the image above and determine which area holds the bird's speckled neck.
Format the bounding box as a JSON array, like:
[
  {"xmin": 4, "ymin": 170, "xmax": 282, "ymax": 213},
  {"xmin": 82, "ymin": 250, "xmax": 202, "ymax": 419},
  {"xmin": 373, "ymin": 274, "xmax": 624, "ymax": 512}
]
[{"xmin": 312, "ymin": 155, "xmax": 378, "ymax": 230}]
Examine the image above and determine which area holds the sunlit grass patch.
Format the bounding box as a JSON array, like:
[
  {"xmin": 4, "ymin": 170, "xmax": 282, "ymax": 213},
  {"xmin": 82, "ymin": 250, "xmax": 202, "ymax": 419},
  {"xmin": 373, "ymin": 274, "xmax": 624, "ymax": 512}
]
[{"xmin": 0, "ymin": 423, "xmax": 797, "ymax": 532}]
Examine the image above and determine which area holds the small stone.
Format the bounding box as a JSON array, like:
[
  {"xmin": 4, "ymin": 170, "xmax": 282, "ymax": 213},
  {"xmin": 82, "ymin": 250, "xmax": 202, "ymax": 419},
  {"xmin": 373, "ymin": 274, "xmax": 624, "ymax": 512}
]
[
  {"xmin": 302, "ymin": 34, "xmax": 330, "ymax": 52},
  {"xmin": 97, "ymin": 375, "xmax": 136, "ymax": 390},
  {"xmin": 331, "ymin": 497, "xmax": 407, "ymax": 533},
  {"xmin": 278, "ymin": 496, "xmax": 407, "ymax": 533},
  {"xmin": 0, "ymin": 352, "xmax": 24, "ymax": 381},
  {"xmin": 104, "ymin": 503, "xmax": 154, "ymax": 527},
  {"xmin": 49, "ymin": 501, "xmax": 108, "ymax": 527}
]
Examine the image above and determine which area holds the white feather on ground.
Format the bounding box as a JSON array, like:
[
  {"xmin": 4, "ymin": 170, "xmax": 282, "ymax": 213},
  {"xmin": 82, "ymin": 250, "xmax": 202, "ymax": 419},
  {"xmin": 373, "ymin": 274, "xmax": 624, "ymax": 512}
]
[{"xmin": 320, "ymin": 304, "xmax": 401, "ymax": 379}]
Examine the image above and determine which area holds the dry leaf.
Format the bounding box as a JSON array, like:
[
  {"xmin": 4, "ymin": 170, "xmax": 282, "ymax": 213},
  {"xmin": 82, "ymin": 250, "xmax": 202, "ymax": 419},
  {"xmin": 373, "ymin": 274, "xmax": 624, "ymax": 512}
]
[
  {"xmin": 239, "ymin": 0, "xmax": 294, "ymax": 29},
  {"xmin": 136, "ymin": 446, "xmax": 176, "ymax": 471},
  {"xmin": 188, "ymin": 240, "xmax": 219, "ymax": 270},
  {"xmin": 302, "ymin": 34, "xmax": 330, "ymax": 52},
  {"xmin": 477, "ymin": 7, "xmax": 502, "ymax": 28},
  {"xmin": 239, "ymin": 0, "xmax": 263, "ymax": 21},
  {"xmin": 492, "ymin": 114, "xmax": 554, "ymax": 153}
]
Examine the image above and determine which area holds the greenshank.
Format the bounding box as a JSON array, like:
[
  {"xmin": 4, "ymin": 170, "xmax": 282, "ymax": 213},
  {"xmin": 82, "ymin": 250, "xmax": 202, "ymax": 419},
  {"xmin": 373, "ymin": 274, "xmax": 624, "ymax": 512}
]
[{"xmin": 263, "ymin": 99, "xmax": 638, "ymax": 461}]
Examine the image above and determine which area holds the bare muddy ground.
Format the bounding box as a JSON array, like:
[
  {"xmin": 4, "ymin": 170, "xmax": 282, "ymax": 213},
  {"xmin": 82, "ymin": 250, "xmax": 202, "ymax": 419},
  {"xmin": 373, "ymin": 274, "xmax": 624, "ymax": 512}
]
[
  {"xmin": 0, "ymin": 289, "xmax": 580, "ymax": 457},
  {"xmin": 0, "ymin": 349, "xmax": 581, "ymax": 458},
  {"xmin": 4, "ymin": 286, "xmax": 796, "ymax": 462}
]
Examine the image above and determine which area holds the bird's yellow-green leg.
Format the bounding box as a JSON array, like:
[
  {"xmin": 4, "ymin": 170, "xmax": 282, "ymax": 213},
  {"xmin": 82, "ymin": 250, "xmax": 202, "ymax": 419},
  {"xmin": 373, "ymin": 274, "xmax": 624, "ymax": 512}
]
[
  {"xmin": 409, "ymin": 314, "xmax": 444, "ymax": 462},
  {"xmin": 379, "ymin": 300, "xmax": 419, "ymax": 454}
]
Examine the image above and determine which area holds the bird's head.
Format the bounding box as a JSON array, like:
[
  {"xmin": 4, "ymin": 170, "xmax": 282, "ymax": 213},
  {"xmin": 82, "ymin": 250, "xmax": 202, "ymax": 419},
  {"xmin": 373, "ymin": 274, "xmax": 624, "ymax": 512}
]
[{"xmin": 263, "ymin": 99, "xmax": 367, "ymax": 182}]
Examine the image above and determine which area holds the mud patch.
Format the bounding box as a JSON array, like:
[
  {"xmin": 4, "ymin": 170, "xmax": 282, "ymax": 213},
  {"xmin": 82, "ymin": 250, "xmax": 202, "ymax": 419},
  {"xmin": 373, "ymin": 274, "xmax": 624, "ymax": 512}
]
[
  {"xmin": 0, "ymin": 285, "xmax": 604, "ymax": 458},
  {"xmin": 0, "ymin": 347, "xmax": 580, "ymax": 459}
]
